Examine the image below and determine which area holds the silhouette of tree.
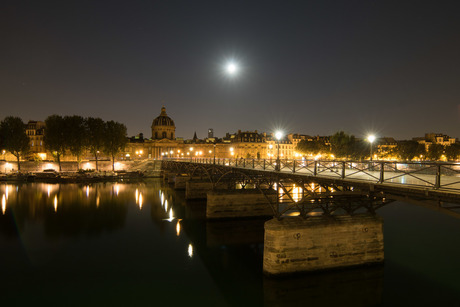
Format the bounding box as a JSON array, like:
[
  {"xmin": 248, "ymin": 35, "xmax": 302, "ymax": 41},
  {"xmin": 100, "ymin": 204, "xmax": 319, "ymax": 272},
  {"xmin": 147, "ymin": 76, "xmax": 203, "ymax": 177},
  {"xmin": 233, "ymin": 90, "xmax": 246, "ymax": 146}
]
[
  {"xmin": 44, "ymin": 115, "xmax": 67, "ymax": 171},
  {"xmin": 0, "ymin": 116, "xmax": 30, "ymax": 170},
  {"xmin": 85, "ymin": 117, "xmax": 106, "ymax": 171},
  {"xmin": 64, "ymin": 115, "xmax": 87, "ymax": 169},
  {"xmin": 103, "ymin": 121, "xmax": 128, "ymax": 171}
]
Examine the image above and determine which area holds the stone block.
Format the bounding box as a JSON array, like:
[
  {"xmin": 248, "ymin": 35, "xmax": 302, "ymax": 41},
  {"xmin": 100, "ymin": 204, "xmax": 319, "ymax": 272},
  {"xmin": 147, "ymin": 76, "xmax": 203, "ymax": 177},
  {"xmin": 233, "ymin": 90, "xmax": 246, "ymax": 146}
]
[{"xmin": 263, "ymin": 215, "xmax": 384, "ymax": 275}]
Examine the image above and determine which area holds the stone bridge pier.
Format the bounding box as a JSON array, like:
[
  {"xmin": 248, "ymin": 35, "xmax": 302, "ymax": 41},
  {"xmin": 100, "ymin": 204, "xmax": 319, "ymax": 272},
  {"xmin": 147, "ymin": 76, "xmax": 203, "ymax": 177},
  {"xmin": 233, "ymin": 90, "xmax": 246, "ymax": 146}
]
[
  {"xmin": 263, "ymin": 215, "xmax": 384, "ymax": 275},
  {"xmin": 161, "ymin": 160, "xmax": 386, "ymax": 276}
]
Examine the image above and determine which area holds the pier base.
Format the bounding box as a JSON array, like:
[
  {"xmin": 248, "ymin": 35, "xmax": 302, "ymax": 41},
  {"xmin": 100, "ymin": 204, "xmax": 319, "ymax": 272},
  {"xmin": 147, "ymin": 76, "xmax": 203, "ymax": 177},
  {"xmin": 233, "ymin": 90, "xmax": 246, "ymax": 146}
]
[
  {"xmin": 263, "ymin": 215, "xmax": 384, "ymax": 276},
  {"xmin": 185, "ymin": 181, "xmax": 214, "ymax": 200},
  {"xmin": 167, "ymin": 173, "xmax": 176, "ymax": 184},
  {"xmin": 174, "ymin": 175, "xmax": 190, "ymax": 190},
  {"xmin": 207, "ymin": 189, "xmax": 275, "ymax": 219}
]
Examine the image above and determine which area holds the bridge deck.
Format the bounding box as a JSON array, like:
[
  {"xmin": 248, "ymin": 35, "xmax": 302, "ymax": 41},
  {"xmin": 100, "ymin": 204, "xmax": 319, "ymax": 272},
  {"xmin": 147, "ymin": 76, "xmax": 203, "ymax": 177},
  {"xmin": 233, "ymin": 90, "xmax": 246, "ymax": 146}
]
[{"xmin": 167, "ymin": 159, "xmax": 460, "ymax": 204}]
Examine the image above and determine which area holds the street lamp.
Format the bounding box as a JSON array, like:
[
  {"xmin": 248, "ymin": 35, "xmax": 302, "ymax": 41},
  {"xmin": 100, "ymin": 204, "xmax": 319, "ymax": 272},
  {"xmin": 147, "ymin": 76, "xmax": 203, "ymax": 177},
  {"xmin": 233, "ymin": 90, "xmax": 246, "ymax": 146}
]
[
  {"xmin": 368, "ymin": 135, "xmax": 376, "ymax": 161},
  {"xmin": 275, "ymin": 131, "xmax": 283, "ymax": 171}
]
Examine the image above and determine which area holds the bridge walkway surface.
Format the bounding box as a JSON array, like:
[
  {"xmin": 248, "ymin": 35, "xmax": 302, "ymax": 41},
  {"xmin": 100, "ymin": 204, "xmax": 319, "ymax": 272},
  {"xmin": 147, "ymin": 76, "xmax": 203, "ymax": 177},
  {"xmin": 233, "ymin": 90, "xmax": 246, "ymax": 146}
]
[{"xmin": 169, "ymin": 158, "xmax": 460, "ymax": 205}]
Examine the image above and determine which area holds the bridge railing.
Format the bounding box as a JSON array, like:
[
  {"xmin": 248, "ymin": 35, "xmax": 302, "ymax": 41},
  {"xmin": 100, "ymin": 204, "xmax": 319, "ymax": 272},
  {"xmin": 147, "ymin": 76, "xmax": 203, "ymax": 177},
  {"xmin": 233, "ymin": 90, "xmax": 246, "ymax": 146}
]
[{"xmin": 166, "ymin": 157, "xmax": 460, "ymax": 191}]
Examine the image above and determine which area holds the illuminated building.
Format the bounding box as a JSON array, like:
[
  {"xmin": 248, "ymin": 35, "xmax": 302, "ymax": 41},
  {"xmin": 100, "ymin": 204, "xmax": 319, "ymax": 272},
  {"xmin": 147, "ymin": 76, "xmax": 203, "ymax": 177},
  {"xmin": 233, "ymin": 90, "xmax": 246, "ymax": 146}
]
[
  {"xmin": 125, "ymin": 106, "xmax": 182, "ymax": 159},
  {"xmin": 25, "ymin": 121, "xmax": 47, "ymax": 160}
]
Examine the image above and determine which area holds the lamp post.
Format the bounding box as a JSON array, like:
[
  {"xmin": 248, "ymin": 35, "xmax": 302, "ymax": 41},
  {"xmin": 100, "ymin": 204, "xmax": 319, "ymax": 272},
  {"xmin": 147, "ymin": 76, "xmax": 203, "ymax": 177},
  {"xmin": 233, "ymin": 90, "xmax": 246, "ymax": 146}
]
[
  {"xmin": 368, "ymin": 135, "xmax": 376, "ymax": 161},
  {"xmin": 213, "ymin": 143, "xmax": 216, "ymax": 164},
  {"xmin": 275, "ymin": 131, "xmax": 283, "ymax": 171}
]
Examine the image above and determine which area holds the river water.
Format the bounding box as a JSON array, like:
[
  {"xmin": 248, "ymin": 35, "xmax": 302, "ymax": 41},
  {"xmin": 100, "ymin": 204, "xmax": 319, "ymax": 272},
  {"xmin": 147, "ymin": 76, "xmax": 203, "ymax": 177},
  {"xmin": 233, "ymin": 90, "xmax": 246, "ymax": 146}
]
[{"xmin": 1, "ymin": 180, "xmax": 459, "ymax": 306}]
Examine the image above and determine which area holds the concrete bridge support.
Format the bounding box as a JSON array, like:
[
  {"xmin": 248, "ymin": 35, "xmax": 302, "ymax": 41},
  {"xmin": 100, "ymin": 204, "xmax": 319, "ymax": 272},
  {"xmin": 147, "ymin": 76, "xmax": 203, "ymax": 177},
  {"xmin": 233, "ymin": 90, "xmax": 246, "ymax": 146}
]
[
  {"xmin": 185, "ymin": 180, "xmax": 215, "ymax": 200},
  {"xmin": 263, "ymin": 215, "xmax": 384, "ymax": 276},
  {"xmin": 167, "ymin": 173, "xmax": 176, "ymax": 184},
  {"xmin": 207, "ymin": 189, "xmax": 275, "ymax": 219},
  {"xmin": 174, "ymin": 175, "xmax": 190, "ymax": 190}
]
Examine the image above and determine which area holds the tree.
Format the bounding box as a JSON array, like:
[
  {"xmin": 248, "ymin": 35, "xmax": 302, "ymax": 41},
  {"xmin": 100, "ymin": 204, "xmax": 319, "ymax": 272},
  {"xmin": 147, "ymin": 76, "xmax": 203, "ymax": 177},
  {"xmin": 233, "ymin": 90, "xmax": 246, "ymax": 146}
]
[
  {"xmin": 349, "ymin": 140, "xmax": 368, "ymax": 160},
  {"xmin": 44, "ymin": 115, "xmax": 67, "ymax": 171},
  {"xmin": 64, "ymin": 115, "xmax": 87, "ymax": 169},
  {"xmin": 0, "ymin": 117, "xmax": 30, "ymax": 171},
  {"xmin": 330, "ymin": 131, "xmax": 355, "ymax": 159},
  {"xmin": 85, "ymin": 117, "xmax": 106, "ymax": 171},
  {"xmin": 103, "ymin": 121, "xmax": 128, "ymax": 171},
  {"xmin": 445, "ymin": 143, "xmax": 460, "ymax": 161},
  {"xmin": 395, "ymin": 141, "xmax": 425, "ymax": 161},
  {"xmin": 426, "ymin": 144, "xmax": 444, "ymax": 161},
  {"xmin": 296, "ymin": 140, "xmax": 329, "ymax": 157}
]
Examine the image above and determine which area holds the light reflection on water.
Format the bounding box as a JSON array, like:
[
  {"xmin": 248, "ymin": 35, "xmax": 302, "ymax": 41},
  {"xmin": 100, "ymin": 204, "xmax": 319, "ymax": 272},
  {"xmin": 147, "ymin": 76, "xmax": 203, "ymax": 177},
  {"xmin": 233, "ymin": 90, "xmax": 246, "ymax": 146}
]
[{"xmin": 0, "ymin": 180, "xmax": 459, "ymax": 306}]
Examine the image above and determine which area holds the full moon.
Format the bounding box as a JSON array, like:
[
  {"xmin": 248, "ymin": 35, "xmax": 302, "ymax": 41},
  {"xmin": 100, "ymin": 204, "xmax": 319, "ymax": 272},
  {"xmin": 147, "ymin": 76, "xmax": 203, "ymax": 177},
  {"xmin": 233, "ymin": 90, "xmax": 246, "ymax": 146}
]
[{"xmin": 225, "ymin": 62, "xmax": 239, "ymax": 76}]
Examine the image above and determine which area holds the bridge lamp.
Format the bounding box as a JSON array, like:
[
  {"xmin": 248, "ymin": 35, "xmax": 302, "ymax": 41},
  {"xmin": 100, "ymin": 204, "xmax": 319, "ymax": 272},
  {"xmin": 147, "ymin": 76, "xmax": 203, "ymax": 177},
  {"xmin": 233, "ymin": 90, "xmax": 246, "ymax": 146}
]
[
  {"xmin": 275, "ymin": 131, "xmax": 283, "ymax": 171},
  {"xmin": 368, "ymin": 135, "xmax": 376, "ymax": 161}
]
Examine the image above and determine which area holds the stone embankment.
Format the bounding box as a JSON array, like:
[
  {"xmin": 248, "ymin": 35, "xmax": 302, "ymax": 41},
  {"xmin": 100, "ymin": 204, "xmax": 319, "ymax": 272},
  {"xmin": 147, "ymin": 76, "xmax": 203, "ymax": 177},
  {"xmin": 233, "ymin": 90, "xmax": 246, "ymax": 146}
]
[{"xmin": 0, "ymin": 159, "xmax": 162, "ymax": 183}]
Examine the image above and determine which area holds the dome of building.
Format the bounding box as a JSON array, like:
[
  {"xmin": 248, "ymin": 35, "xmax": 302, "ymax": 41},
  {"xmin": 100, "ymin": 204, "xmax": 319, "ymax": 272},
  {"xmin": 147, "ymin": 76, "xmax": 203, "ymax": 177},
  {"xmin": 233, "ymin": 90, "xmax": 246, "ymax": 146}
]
[
  {"xmin": 151, "ymin": 106, "xmax": 176, "ymax": 140},
  {"xmin": 152, "ymin": 106, "xmax": 175, "ymax": 127}
]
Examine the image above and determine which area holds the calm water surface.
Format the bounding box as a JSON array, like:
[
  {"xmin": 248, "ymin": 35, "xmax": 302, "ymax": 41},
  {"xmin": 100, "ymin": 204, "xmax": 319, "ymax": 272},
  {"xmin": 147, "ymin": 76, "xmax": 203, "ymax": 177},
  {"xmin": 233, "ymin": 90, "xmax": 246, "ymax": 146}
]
[{"xmin": 1, "ymin": 180, "xmax": 460, "ymax": 306}]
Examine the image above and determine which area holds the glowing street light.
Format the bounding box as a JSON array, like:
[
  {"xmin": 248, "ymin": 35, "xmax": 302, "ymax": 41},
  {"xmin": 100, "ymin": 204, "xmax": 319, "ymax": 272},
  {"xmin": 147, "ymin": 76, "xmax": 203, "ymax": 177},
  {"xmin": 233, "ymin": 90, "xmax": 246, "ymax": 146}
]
[
  {"xmin": 275, "ymin": 131, "xmax": 283, "ymax": 171},
  {"xmin": 368, "ymin": 135, "xmax": 376, "ymax": 161}
]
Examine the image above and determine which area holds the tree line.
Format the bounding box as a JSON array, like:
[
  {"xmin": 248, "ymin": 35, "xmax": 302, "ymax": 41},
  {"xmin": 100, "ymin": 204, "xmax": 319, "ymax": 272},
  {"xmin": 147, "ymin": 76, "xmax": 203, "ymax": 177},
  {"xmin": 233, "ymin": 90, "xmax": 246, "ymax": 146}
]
[
  {"xmin": 296, "ymin": 131, "xmax": 460, "ymax": 161},
  {"xmin": 0, "ymin": 116, "xmax": 127, "ymax": 171}
]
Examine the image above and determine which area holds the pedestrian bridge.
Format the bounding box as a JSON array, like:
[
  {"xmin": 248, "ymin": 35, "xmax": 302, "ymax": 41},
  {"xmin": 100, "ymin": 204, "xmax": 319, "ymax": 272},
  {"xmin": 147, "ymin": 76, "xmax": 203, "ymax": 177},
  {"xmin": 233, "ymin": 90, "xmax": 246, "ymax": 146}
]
[
  {"xmin": 161, "ymin": 158, "xmax": 460, "ymax": 275},
  {"xmin": 162, "ymin": 158, "xmax": 460, "ymax": 218}
]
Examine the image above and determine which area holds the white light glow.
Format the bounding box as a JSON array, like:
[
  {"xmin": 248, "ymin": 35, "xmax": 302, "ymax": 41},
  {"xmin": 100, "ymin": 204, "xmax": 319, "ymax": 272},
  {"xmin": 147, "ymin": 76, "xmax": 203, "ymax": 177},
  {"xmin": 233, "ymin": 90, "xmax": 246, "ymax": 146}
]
[
  {"xmin": 225, "ymin": 62, "xmax": 239, "ymax": 76},
  {"xmin": 188, "ymin": 244, "xmax": 194, "ymax": 258},
  {"xmin": 2, "ymin": 194, "xmax": 6, "ymax": 215},
  {"xmin": 368, "ymin": 135, "xmax": 376, "ymax": 143},
  {"xmin": 275, "ymin": 131, "xmax": 283, "ymax": 140},
  {"xmin": 54, "ymin": 195, "xmax": 58, "ymax": 212},
  {"xmin": 176, "ymin": 220, "xmax": 181, "ymax": 236}
]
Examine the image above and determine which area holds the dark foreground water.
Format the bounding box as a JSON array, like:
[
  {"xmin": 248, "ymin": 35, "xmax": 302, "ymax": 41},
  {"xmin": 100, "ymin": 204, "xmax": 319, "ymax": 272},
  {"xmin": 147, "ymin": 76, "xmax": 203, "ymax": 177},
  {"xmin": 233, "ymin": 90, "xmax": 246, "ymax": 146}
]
[{"xmin": 1, "ymin": 180, "xmax": 460, "ymax": 307}]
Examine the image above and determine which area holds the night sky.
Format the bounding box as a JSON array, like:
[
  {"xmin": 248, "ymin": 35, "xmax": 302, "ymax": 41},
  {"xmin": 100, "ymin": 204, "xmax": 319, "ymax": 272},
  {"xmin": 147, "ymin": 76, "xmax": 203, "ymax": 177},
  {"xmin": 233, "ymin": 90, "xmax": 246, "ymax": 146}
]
[{"xmin": 2, "ymin": 0, "xmax": 460, "ymax": 140}]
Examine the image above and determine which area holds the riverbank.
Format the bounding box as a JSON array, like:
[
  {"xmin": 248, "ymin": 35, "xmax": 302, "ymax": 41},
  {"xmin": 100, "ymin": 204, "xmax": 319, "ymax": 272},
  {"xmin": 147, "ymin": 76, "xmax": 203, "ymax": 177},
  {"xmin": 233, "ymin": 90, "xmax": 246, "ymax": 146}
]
[
  {"xmin": 0, "ymin": 170, "xmax": 163, "ymax": 183},
  {"xmin": 0, "ymin": 159, "xmax": 163, "ymax": 183}
]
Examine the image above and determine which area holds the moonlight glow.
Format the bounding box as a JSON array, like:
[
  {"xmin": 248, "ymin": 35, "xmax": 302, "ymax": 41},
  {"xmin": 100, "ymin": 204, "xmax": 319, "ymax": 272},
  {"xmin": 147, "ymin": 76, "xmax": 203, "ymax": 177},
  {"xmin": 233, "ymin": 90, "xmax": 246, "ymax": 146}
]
[{"xmin": 225, "ymin": 61, "xmax": 239, "ymax": 76}]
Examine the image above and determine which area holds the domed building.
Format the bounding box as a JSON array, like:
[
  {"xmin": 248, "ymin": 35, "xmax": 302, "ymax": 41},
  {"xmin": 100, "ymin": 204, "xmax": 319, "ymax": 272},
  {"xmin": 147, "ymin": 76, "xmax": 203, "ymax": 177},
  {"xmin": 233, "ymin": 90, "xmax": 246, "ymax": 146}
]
[
  {"xmin": 124, "ymin": 106, "xmax": 182, "ymax": 160},
  {"xmin": 151, "ymin": 106, "xmax": 175, "ymax": 140}
]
